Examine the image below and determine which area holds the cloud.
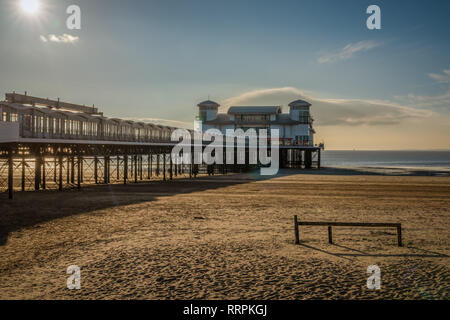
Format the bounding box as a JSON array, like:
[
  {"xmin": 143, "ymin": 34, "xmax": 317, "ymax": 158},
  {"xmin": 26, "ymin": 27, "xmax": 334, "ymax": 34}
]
[
  {"xmin": 317, "ymin": 40, "xmax": 382, "ymax": 64},
  {"xmin": 395, "ymin": 90, "xmax": 450, "ymax": 110},
  {"xmin": 428, "ymin": 69, "xmax": 450, "ymax": 84},
  {"xmin": 222, "ymin": 87, "xmax": 432, "ymax": 126},
  {"xmin": 394, "ymin": 69, "xmax": 450, "ymax": 110},
  {"xmin": 40, "ymin": 34, "xmax": 79, "ymax": 44}
]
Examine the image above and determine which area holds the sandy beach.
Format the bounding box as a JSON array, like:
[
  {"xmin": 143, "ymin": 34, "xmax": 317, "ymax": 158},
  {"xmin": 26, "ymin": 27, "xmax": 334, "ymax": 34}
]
[{"xmin": 0, "ymin": 168, "xmax": 449, "ymax": 299}]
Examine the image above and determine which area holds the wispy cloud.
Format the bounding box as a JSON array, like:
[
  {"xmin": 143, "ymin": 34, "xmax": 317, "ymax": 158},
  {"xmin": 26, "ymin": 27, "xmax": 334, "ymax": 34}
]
[
  {"xmin": 428, "ymin": 69, "xmax": 450, "ymax": 83},
  {"xmin": 317, "ymin": 40, "xmax": 382, "ymax": 64},
  {"xmin": 40, "ymin": 34, "xmax": 79, "ymax": 44},
  {"xmin": 394, "ymin": 69, "xmax": 450, "ymax": 110},
  {"xmin": 223, "ymin": 87, "xmax": 432, "ymax": 126}
]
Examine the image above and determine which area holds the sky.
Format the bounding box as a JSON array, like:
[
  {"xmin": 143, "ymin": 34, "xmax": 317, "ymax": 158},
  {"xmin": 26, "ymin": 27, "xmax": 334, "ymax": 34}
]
[{"xmin": 0, "ymin": 0, "xmax": 449, "ymax": 150}]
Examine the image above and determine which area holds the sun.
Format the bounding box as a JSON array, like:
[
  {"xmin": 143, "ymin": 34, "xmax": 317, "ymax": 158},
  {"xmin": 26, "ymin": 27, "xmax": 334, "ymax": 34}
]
[{"xmin": 20, "ymin": 0, "xmax": 40, "ymax": 15}]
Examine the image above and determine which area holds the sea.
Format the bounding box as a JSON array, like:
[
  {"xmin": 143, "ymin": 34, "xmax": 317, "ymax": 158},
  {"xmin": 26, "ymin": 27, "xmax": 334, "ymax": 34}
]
[{"xmin": 321, "ymin": 150, "xmax": 450, "ymax": 170}]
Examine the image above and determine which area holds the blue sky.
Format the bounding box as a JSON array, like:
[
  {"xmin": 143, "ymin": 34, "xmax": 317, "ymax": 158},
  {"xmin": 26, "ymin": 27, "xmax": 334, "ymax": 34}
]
[{"xmin": 1, "ymin": 0, "xmax": 449, "ymax": 149}]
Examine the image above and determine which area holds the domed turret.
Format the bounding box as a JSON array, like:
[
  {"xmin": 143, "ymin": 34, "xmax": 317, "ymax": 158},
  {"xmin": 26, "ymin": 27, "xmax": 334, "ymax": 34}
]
[
  {"xmin": 288, "ymin": 99, "xmax": 311, "ymax": 121},
  {"xmin": 197, "ymin": 99, "xmax": 219, "ymax": 121},
  {"xmin": 288, "ymin": 99, "xmax": 311, "ymax": 108},
  {"xmin": 197, "ymin": 100, "xmax": 220, "ymax": 108}
]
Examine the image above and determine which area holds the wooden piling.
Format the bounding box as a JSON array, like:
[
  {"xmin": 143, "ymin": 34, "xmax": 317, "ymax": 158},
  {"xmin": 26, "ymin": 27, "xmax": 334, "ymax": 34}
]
[
  {"xmin": 328, "ymin": 226, "xmax": 333, "ymax": 244},
  {"xmin": 294, "ymin": 215, "xmax": 300, "ymax": 245}
]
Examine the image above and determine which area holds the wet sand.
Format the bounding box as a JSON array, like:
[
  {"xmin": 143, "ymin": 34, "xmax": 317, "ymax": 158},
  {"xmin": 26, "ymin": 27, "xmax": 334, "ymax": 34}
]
[{"xmin": 0, "ymin": 168, "xmax": 449, "ymax": 299}]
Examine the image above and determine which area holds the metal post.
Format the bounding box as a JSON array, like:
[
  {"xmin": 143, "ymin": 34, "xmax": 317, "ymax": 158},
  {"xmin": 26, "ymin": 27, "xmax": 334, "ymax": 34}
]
[{"xmin": 294, "ymin": 215, "xmax": 300, "ymax": 245}]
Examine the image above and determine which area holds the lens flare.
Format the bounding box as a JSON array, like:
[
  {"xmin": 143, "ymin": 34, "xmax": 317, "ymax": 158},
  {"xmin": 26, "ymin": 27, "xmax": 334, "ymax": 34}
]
[{"xmin": 20, "ymin": 0, "xmax": 40, "ymax": 15}]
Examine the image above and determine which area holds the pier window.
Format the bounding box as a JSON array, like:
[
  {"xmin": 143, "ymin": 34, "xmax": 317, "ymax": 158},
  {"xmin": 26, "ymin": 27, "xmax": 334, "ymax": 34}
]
[{"xmin": 295, "ymin": 135, "xmax": 310, "ymax": 146}]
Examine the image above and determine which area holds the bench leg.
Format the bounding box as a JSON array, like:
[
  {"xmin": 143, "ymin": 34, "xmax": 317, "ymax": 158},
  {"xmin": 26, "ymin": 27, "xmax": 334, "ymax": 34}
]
[
  {"xmin": 328, "ymin": 226, "xmax": 333, "ymax": 244},
  {"xmin": 397, "ymin": 226, "xmax": 403, "ymax": 247},
  {"xmin": 294, "ymin": 215, "xmax": 300, "ymax": 245}
]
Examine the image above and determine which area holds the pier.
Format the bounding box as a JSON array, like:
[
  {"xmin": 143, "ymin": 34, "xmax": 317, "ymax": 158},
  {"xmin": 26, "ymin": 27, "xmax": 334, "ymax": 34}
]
[{"xmin": 0, "ymin": 92, "xmax": 321, "ymax": 199}]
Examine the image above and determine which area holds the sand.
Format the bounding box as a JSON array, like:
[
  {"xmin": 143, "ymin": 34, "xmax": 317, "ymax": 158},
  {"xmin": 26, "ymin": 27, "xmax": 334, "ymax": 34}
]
[{"xmin": 0, "ymin": 168, "xmax": 449, "ymax": 299}]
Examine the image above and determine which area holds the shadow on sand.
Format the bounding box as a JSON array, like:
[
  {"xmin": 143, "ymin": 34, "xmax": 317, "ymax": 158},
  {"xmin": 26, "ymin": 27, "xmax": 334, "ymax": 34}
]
[
  {"xmin": 298, "ymin": 242, "xmax": 449, "ymax": 259},
  {"xmin": 0, "ymin": 169, "xmax": 302, "ymax": 246},
  {"xmin": 1, "ymin": 166, "xmax": 448, "ymax": 246}
]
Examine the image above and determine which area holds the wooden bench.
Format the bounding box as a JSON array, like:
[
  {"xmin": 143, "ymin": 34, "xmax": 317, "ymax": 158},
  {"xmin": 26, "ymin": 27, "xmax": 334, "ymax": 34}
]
[{"xmin": 293, "ymin": 215, "xmax": 403, "ymax": 247}]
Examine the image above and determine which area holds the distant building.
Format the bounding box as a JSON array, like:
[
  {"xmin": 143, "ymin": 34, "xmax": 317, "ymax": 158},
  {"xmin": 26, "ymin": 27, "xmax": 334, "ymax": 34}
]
[{"xmin": 197, "ymin": 99, "xmax": 315, "ymax": 146}]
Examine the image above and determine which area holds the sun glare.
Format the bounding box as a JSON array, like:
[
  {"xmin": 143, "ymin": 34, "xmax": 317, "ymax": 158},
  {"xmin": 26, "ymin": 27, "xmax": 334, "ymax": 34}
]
[{"xmin": 20, "ymin": 0, "xmax": 40, "ymax": 15}]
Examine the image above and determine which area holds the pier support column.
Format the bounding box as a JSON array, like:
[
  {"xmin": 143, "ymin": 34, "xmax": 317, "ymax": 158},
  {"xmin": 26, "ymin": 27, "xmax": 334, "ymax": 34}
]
[
  {"xmin": 42, "ymin": 157, "xmax": 46, "ymax": 190},
  {"xmin": 170, "ymin": 155, "xmax": 173, "ymax": 180},
  {"xmin": 317, "ymin": 149, "xmax": 321, "ymax": 169},
  {"xmin": 124, "ymin": 155, "xmax": 128, "ymax": 185},
  {"xmin": 53, "ymin": 157, "xmax": 57, "ymax": 182},
  {"xmin": 134, "ymin": 155, "xmax": 138, "ymax": 183},
  {"xmin": 140, "ymin": 155, "xmax": 143, "ymax": 181},
  {"xmin": 148, "ymin": 154, "xmax": 152, "ymax": 179},
  {"xmin": 80, "ymin": 157, "xmax": 84, "ymax": 183},
  {"xmin": 8, "ymin": 150, "xmax": 13, "ymax": 199},
  {"xmin": 58, "ymin": 155, "xmax": 63, "ymax": 191},
  {"xmin": 104, "ymin": 156, "xmax": 110, "ymax": 184},
  {"xmin": 94, "ymin": 156, "xmax": 98, "ymax": 184},
  {"xmin": 70, "ymin": 156, "xmax": 75, "ymax": 184},
  {"xmin": 35, "ymin": 155, "xmax": 41, "ymax": 191},
  {"xmin": 163, "ymin": 154, "xmax": 166, "ymax": 181},
  {"xmin": 21, "ymin": 157, "xmax": 26, "ymax": 192},
  {"xmin": 304, "ymin": 150, "xmax": 312, "ymax": 169},
  {"xmin": 156, "ymin": 154, "xmax": 160, "ymax": 177},
  {"xmin": 189, "ymin": 150, "xmax": 193, "ymax": 179},
  {"xmin": 77, "ymin": 156, "xmax": 81, "ymax": 189},
  {"xmin": 117, "ymin": 156, "xmax": 120, "ymax": 181}
]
